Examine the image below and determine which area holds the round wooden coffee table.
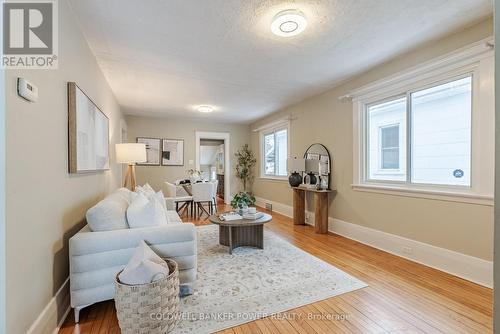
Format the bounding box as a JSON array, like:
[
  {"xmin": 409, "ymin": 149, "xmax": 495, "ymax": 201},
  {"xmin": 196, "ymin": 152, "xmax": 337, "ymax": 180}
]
[{"xmin": 208, "ymin": 213, "xmax": 272, "ymax": 254}]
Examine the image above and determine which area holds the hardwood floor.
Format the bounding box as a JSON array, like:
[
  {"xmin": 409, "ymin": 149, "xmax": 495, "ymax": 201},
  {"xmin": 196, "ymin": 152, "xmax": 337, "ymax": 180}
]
[{"xmin": 59, "ymin": 202, "xmax": 492, "ymax": 333}]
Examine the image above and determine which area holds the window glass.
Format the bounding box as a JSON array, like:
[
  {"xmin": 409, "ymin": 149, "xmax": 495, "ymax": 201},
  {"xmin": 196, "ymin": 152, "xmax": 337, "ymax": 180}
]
[
  {"xmin": 367, "ymin": 97, "xmax": 407, "ymax": 181},
  {"xmin": 262, "ymin": 127, "xmax": 288, "ymax": 177},
  {"xmin": 264, "ymin": 133, "xmax": 275, "ymax": 175},
  {"xmin": 275, "ymin": 129, "xmax": 288, "ymax": 176},
  {"xmin": 411, "ymin": 76, "xmax": 472, "ymax": 186}
]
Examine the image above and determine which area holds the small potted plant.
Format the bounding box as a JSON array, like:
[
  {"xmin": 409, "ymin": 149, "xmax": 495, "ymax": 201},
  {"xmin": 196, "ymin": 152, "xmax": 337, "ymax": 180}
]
[{"xmin": 231, "ymin": 192, "xmax": 256, "ymax": 215}]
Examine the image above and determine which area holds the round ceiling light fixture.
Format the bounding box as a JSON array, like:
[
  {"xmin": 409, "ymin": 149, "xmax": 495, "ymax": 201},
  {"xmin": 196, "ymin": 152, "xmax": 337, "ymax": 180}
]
[
  {"xmin": 197, "ymin": 105, "xmax": 214, "ymax": 113},
  {"xmin": 271, "ymin": 9, "xmax": 307, "ymax": 37}
]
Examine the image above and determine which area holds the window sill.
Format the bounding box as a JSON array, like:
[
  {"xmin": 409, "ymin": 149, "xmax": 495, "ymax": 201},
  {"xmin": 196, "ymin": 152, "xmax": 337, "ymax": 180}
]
[
  {"xmin": 351, "ymin": 183, "xmax": 493, "ymax": 206},
  {"xmin": 260, "ymin": 176, "xmax": 288, "ymax": 182}
]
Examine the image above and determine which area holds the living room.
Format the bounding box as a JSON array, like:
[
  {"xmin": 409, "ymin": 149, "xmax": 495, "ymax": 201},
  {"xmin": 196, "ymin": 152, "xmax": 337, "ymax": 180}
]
[{"xmin": 1, "ymin": 0, "xmax": 499, "ymax": 333}]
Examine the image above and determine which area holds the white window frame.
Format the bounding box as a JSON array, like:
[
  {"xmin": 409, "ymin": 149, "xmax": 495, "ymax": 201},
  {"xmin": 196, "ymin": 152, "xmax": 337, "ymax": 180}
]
[
  {"xmin": 258, "ymin": 120, "xmax": 290, "ymax": 180},
  {"xmin": 351, "ymin": 38, "xmax": 494, "ymax": 206}
]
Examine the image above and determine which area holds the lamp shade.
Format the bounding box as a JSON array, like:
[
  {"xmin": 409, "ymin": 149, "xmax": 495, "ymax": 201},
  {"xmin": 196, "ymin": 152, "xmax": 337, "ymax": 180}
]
[
  {"xmin": 115, "ymin": 143, "xmax": 147, "ymax": 164},
  {"xmin": 287, "ymin": 157, "xmax": 305, "ymax": 172}
]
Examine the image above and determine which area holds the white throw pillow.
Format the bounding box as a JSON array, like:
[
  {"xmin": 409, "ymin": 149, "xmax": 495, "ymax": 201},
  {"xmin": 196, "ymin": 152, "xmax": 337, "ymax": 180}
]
[
  {"xmin": 127, "ymin": 193, "xmax": 168, "ymax": 228},
  {"xmin": 118, "ymin": 241, "xmax": 170, "ymax": 285},
  {"xmin": 154, "ymin": 190, "xmax": 167, "ymax": 211},
  {"xmin": 136, "ymin": 183, "xmax": 156, "ymax": 198},
  {"xmin": 86, "ymin": 189, "xmax": 130, "ymax": 231}
]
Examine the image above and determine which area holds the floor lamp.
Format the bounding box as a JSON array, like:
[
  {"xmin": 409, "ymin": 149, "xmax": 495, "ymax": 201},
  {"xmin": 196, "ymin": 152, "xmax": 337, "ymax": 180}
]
[{"xmin": 115, "ymin": 143, "xmax": 147, "ymax": 190}]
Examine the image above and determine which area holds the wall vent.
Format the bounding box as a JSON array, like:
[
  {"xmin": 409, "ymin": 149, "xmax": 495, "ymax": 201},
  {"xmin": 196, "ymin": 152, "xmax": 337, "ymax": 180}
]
[{"xmin": 265, "ymin": 203, "xmax": 273, "ymax": 211}]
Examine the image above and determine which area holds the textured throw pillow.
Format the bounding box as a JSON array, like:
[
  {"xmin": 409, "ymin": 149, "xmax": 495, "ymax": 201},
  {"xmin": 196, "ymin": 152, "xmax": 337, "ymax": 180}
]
[
  {"xmin": 118, "ymin": 240, "xmax": 170, "ymax": 285},
  {"xmin": 126, "ymin": 193, "xmax": 168, "ymax": 228},
  {"xmin": 86, "ymin": 190, "xmax": 130, "ymax": 231}
]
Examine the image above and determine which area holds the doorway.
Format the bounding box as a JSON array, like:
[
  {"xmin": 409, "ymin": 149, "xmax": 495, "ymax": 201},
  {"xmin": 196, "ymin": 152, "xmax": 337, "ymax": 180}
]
[{"xmin": 195, "ymin": 131, "xmax": 230, "ymax": 204}]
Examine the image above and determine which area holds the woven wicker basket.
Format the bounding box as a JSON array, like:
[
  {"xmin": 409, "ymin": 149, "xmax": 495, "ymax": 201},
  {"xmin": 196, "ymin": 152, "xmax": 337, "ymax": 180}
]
[{"xmin": 115, "ymin": 259, "xmax": 180, "ymax": 334}]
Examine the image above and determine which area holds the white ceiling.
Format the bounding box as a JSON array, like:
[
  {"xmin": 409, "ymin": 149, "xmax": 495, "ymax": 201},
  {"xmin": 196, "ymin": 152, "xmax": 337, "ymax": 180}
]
[{"xmin": 68, "ymin": 0, "xmax": 492, "ymax": 123}]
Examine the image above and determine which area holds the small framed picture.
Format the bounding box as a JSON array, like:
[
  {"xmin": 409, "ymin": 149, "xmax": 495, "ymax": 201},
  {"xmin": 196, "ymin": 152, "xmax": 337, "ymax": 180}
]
[
  {"xmin": 137, "ymin": 137, "xmax": 161, "ymax": 165},
  {"xmin": 162, "ymin": 139, "xmax": 184, "ymax": 166}
]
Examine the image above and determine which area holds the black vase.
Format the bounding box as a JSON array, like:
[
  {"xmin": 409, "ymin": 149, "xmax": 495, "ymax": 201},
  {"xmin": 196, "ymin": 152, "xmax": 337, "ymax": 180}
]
[
  {"xmin": 288, "ymin": 172, "xmax": 302, "ymax": 187},
  {"xmin": 307, "ymin": 173, "xmax": 317, "ymax": 185}
]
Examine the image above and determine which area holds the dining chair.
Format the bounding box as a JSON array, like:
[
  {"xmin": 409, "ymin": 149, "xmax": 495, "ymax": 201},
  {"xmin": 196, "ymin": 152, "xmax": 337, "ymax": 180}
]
[
  {"xmin": 192, "ymin": 182, "xmax": 214, "ymax": 220},
  {"xmin": 165, "ymin": 181, "xmax": 193, "ymax": 217}
]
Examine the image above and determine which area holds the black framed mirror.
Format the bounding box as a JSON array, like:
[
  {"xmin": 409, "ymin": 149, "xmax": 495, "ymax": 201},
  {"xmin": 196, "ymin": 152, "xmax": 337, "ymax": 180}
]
[{"xmin": 303, "ymin": 143, "xmax": 331, "ymax": 189}]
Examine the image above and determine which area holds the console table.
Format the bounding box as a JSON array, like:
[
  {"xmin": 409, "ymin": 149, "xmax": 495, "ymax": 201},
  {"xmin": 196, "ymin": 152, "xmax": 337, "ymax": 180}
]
[{"xmin": 292, "ymin": 187, "xmax": 334, "ymax": 234}]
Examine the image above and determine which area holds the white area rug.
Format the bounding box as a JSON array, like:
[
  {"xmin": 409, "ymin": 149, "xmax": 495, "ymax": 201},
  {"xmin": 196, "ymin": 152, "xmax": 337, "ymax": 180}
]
[{"xmin": 172, "ymin": 224, "xmax": 367, "ymax": 334}]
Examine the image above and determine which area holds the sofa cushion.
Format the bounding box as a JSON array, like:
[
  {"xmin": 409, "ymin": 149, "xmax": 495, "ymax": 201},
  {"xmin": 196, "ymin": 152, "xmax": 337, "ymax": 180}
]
[
  {"xmin": 127, "ymin": 193, "xmax": 168, "ymax": 228},
  {"xmin": 86, "ymin": 190, "xmax": 130, "ymax": 232}
]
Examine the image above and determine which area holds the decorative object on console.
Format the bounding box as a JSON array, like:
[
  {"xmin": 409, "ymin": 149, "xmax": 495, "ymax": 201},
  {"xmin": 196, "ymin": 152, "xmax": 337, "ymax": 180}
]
[
  {"xmin": 68, "ymin": 82, "xmax": 110, "ymax": 173},
  {"xmin": 303, "ymin": 143, "xmax": 331, "ymax": 190},
  {"xmin": 136, "ymin": 137, "xmax": 160, "ymax": 165},
  {"xmin": 116, "ymin": 143, "xmax": 147, "ymax": 190},
  {"xmin": 287, "ymin": 157, "xmax": 305, "ymax": 187},
  {"xmin": 162, "ymin": 139, "xmax": 184, "ymax": 166},
  {"xmin": 235, "ymin": 144, "xmax": 257, "ymax": 191},
  {"xmin": 304, "ymin": 172, "xmax": 317, "ymax": 186}
]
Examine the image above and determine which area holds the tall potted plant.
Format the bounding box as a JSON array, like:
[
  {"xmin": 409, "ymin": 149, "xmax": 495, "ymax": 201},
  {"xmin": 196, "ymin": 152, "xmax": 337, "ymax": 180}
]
[{"xmin": 234, "ymin": 144, "xmax": 256, "ymax": 192}]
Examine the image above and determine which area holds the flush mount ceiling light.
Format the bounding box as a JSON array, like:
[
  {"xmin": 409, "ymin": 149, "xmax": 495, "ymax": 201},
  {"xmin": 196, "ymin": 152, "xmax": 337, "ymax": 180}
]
[
  {"xmin": 271, "ymin": 9, "xmax": 307, "ymax": 37},
  {"xmin": 197, "ymin": 105, "xmax": 214, "ymax": 113}
]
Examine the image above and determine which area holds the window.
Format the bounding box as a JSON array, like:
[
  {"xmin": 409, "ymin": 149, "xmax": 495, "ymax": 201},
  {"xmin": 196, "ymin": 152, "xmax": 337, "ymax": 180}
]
[
  {"xmin": 365, "ymin": 76, "xmax": 471, "ymax": 187},
  {"xmin": 261, "ymin": 125, "xmax": 288, "ymax": 178},
  {"xmin": 352, "ymin": 43, "xmax": 494, "ymax": 204}
]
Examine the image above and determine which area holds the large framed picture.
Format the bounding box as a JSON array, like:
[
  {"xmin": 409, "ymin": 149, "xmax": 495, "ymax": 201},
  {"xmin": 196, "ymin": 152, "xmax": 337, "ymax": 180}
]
[
  {"xmin": 68, "ymin": 82, "xmax": 109, "ymax": 173},
  {"xmin": 162, "ymin": 139, "xmax": 184, "ymax": 166},
  {"xmin": 137, "ymin": 137, "xmax": 161, "ymax": 165}
]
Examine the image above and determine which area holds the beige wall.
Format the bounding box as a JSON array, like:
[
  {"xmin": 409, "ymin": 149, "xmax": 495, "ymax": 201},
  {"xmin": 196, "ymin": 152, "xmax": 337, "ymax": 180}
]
[
  {"xmin": 251, "ymin": 18, "xmax": 494, "ymax": 261},
  {"xmin": 125, "ymin": 115, "xmax": 250, "ymax": 197},
  {"xmin": 5, "ymin": 1, "xmax": 125, "ymax": 333}
]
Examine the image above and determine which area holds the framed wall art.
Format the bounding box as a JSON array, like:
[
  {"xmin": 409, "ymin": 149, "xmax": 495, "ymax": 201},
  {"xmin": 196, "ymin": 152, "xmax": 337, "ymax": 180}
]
[
  {"xmin": 68, "ymin": 82, "xmax": 109, "ymax": 173},
  {"xmin": 162, "ymin": 139, "xmax": 184, "ymax": 166},
  {"xmin": 136, "ymin": 137, "xmax": 161, "ymax": 165}
]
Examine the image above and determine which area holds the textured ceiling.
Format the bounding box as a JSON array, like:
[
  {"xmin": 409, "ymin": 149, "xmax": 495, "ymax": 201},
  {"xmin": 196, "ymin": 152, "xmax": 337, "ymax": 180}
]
[{"xmin": 68, "ymin": 0, "xmax": 492, "ymax": 123}]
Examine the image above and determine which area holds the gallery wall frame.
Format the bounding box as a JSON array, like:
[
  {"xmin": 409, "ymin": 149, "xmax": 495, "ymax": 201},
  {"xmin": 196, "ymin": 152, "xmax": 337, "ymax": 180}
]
[
  {"xmin": 136, "ymin": 137, "xmax": 161, "ymax": 166},
  {"xmin": 68, "ymin": 82, "xmax": 110, "ymax": 173},
  {"xmin": 162, "ymin": 139, "xmax": 184, "ymax": 166}
]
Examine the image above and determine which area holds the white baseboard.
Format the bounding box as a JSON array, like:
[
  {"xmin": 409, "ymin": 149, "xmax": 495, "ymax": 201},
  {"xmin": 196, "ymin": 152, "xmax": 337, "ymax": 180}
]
[
  {"xmin": 255, "ymin": 196, "xmax": 493, "ymax": 288},
  {"xmin": 255, "ymin": 196, "xmax": 293, "ymax": 218},
  {"xmin": 27, "ymin": 277, "xmax": 71, "ymax": 334}
]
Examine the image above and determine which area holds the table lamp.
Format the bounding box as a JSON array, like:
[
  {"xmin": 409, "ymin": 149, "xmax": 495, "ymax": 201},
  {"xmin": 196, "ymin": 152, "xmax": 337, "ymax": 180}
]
[
  {"xmin": 287, "ymin": 157, "xmax": 305, "ymax": 187},
  {"xmin": 115, "ymin": 143, "xmax": 147, "ymax": 190}
]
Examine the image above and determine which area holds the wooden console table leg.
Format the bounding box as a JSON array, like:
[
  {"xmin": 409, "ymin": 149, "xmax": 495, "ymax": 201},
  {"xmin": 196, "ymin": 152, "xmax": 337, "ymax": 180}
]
[
  {"xmin": 314, "ymin": 192, "xmax": 328, "ymax": 234},
  {"xmin": 293, "ymin": 188, "xmax": 305, "ymax": 225}
]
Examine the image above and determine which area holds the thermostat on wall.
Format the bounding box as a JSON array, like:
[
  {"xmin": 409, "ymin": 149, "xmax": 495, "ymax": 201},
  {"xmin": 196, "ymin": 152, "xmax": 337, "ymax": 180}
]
[{"xmin": 17, "ymin": 78, "xmax": 38, "ymax": 102}]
